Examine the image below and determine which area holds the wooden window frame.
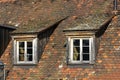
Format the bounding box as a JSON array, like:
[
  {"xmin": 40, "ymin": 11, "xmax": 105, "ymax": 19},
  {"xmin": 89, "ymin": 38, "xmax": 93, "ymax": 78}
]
[
  {"xmin": 68, "ymin": 36, "xmax": 95, "ymax": 64},
  {"xmin": 17, "ymin": 41, "xmax": 34, "ymax": 63},
  {"xmin": 13, "ymin": 38, "xmax": 38, "ymax": 65}
]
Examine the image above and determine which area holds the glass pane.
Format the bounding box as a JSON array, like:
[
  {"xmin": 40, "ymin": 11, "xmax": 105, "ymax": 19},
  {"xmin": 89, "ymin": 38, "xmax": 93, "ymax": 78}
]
[
  {"xmin": 83, "ymin": 47, "xmax": 89, "ymax": 53},
  {"xmin": 73, "ymin": 39, "xmax": 80, "ymax": 46},
  {"xmin": 27, "ymin": 49, "xmax": 32, "ymax": 55},
  {"xmin": 27, "ymin": 42, "xmax": 32, "ymax": 54},
  {"xmin": 73, "ymin": 47, "xmax": 80, "ymax": 61},
  {"xmin": 27, "ymin": 42, "xmax": 32, "ymax": 48},
  {"xmin": 27, "ymin": 55, "xmax": 33, "ymax": 61},
  {"xmin": 73, "ymin": 47, "xmax": 80, "ymax": 53},
  {"xmin": 19, "ymin": 42, "xmax": 24, "ymax": 47},
  {"xmin": 83, "ymin": 54, "xmax": 89, "ymax": 61},
  {"xmin": 19, "ymin": 42, "xmax": 25, "ymax": 61},
  {"xmin": 19, "ymin": 54, "xmax": 24, "ymax": 61},
  {"xmin": 83, "ymin": 39, "xmax": 89, "ymax": 46},
  {"xmin": 27, "ymin": 42, "xmax": 33, "ymax": 61}
]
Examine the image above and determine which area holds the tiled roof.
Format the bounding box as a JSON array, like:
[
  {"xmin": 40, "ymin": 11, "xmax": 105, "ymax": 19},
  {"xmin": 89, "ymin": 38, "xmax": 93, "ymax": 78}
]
[
  {"xmin": 0, "ymin": 0, "xmax": 15, "ymax": 3},
  {"xmin": 63, "ymin": 14, "xmax": 114, "ymax": 31},
  {"xmin": 0, "ymin": 0, "xmax": 113, "ymax": 34},
  {"xmin": 11, "ymin": 17, "xmax": 66, "ymax": 34}
]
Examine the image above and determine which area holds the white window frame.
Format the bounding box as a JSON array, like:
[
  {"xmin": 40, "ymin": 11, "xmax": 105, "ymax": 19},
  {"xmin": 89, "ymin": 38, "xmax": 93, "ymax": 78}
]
[
  {"xmin": 17, "ymin": 41, "xmax": 34, "ymax": 63},
  {"xmin": 13, "ymin": 38, "xmax": 38, "ymax": 65},
  {"xmin": 68, "ymin": 36, "xmax": 95, "ymax": 64}
]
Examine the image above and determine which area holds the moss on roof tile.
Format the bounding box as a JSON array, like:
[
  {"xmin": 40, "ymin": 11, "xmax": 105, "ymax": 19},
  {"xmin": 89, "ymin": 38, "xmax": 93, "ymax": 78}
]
[
  {"xmin": 0, "ymin": 0, "xmax": 113, "ymax": 34},
  {"xmin": 63, "ymin": 14, "xmax": 113, "ymax": 31}
]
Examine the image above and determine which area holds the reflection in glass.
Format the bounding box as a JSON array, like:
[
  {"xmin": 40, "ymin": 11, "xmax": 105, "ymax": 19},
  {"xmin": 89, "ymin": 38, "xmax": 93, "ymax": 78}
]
[
  {"xmin": 73, "ymin": 39, "xmax": 80, "ymax": 61},
  {"xmin": 73, "ymin": 47, "xmax": 80, "ymax": 60},
  {"xmin": 19, "ymin": 42, "xmax": 24, "ymax": 61},
  {"xmin": 18, "ymin": 41, "xmax": 33, "ymax": 62}
]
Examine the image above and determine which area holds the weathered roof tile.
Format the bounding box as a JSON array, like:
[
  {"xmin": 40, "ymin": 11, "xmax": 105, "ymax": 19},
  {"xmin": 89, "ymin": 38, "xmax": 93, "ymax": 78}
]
[
  {"xmin": 0, "ymin": 0, "xmax": 113, "ymax": 34},
  {"xmin": 64, "ymin": 14, "xmax": 113, "ymax": 31},
  {"xmin": 0, "ymin": 0, "xmax": 15, "ymax": 3}
]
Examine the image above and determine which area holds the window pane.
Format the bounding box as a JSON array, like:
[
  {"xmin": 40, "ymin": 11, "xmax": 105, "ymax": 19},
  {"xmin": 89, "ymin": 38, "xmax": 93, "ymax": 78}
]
[
  {"xmin": 27, "ymin": 55, "xmax": 33, "ymax": 61},
  {"xmin": 73, "ymin": 47, "xmax": 80, "ymax": 61},
  {"xmin": 19, "ymin": 54, "xmax": 24, "ymax": 61},
  {"xmin": 27, "ymin": 42, "xmax": 32, "ymax": 55},
  {"xmin": 83, "ymin": 54, "xmax": 89, "ymax": 61},
  {"xmin": 83, "ymin": 39, "xmax": 89, "ymax": 46},
  {"xmin": 27, "ymin": 49, "xmax": 32, "ymax": 54},
  {"xmin": 73, "ymin": 39, "xmax": 80, "ymax": 46},
  {"xmin": 83, "ymin": 47, "xmax": 89, "ymax": 53},
  {"xmin": 19, "ymin": 42, "xmax": 25, "ymax": 61},
  {"xmin": 19, "ymin": 42, "xmax": 24, "ymax": 47},
  {"xmin": 27, "ymin": 42, "xmax": 33, "ymax": 61},
  {"xmin": 73, "ymin": 47, "xmax": 80, "ymax": 53},
  {"xmin": 27, "ymin": 42, "xmax": 32, "ymax": 48}
]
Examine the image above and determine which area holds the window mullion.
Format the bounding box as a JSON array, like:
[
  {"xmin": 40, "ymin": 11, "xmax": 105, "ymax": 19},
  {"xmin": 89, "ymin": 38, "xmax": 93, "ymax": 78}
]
[
  {"xmin": 25, "ymin": 41, "xmax": 27, "ymax": 62},
  {"xmin": 80, "ymin": 39, "xmax": 82, "ymax": 62}
]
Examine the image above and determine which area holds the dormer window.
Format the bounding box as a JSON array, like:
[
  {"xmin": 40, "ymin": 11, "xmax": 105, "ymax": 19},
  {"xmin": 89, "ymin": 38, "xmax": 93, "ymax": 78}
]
[
  {"xmin": 63, "ymin": 14, "xmax": 113, "ymax": 65},
  {"xmin": 11, "ymin": 25, "xmax": 55, "ymax": 66},
  {"xmin": 63, "ymin": 30, "xmax": 96, "ymax": 65},
  {"xmin": 13, "ymin": 36, "xmax": 38, "ymax": 65},
  {"xmin": 68, "ymin": 36, "xmax": 95, "ymax": 64}
]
